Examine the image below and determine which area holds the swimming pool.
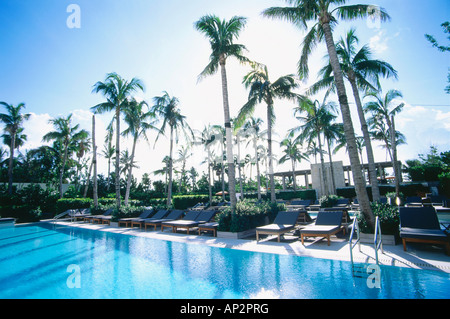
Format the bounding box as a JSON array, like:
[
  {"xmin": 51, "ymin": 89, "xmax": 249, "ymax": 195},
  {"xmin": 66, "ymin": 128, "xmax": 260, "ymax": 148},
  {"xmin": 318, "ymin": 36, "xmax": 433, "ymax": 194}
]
[{"xmin": 0, "ymin": 223, "xmax": 449, "ymax": 299}]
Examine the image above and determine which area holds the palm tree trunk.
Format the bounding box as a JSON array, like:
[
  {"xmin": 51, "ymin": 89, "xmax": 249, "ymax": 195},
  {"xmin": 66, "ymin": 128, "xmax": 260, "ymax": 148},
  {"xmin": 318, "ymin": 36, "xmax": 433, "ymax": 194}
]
[
  {"xmin": 59, "ymin": 144, "xmax": 69, "ymax": 199},
  {"xmin": 115, "ymin": 106, "xmax": 121, "ymax": 209},
  {"xmin": 207, "ymin": 149, "xmax": 212, "ymax": 205},
  {"xmin": 219, "ymin": 59, "xmax": 237, "ymax": 209},
  {"xmin": 291, "ymin": 158, "xmax": 297, "ymax": 191},
  {"xmin": 167, "ymin": 126, "xmax": 174, "ymax": 208},
  {"xmin": 7, "ymin": 134, "xmax": 16, "ymax": 195},
  {"xmin": 321, "ymin": 20, "xmax": 374, "ymax": 228},
  {"xmin": 317, "ymin": 125, "xmax": 328, "ymax": 196},
  {"xmin": 253, "ymin": 138, "xmax": 261, "ymax": 200},
  {"xmin": 327, "ymin": 138, "xmax": 337, "ymax": 195},
  {"xmin": 236, "ymin": 135, "xmax": 244, "ymax": 199},
  {"xmin": 266, "ymin": 105, "xmax": 276, "ymax": 202},
  {"xmin": 349, "ymin": 75, "xmax": 381, "ymax": 201},
  {"xmin": 389, "ymin": 115, "xmax": 401, "ymax": 197},
  {"xmin": 92, "ymin": 115, "xmax": 98, "ymax": 209},
  {"xmin": 124, "ymin": 137, "xmax": 137, "ymax": 205}
]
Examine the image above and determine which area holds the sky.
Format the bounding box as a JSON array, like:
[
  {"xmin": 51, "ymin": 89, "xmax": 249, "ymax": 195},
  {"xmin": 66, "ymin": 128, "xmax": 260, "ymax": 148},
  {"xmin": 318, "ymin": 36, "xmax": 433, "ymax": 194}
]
[{"xmin": 0, "ymin": 0, "xmax": 449, "ymax": 185}]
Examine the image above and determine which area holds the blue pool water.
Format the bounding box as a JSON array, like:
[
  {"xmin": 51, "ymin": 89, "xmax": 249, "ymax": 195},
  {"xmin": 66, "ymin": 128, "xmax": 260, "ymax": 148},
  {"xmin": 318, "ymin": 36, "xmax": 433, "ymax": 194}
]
[{"xmin": 0, "ymin": 223, "xmax": 449, "ymax": 299}]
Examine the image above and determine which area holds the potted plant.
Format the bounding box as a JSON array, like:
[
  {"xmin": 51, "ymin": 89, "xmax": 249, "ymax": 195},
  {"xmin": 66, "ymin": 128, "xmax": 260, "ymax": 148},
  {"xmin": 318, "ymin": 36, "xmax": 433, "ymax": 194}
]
[{"xmin": 357, "ymin": 201, "xmax": 400, "ymax": 245}]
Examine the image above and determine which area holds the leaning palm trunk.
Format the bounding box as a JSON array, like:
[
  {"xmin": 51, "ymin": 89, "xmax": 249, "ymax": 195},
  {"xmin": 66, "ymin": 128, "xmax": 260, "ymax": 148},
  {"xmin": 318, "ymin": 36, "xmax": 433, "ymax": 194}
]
[
  {"xmin": 348, "ymin": 74, "xmax": 380, "ymax": 201},
  {"xmin": 219, "ymin": 59, "xmax": 237, "ymax": 209},
  {"xmin": 321, "ymin": 21, "xmax": 374, "ymax": 228}
]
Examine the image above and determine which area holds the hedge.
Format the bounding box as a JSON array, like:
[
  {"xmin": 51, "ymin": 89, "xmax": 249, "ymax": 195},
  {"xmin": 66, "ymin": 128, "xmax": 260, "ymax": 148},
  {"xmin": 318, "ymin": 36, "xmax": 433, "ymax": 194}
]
[
  {"xmin": 216, "ymin": 199, "xmax": 285, "ymax": 233},
  {"xmin": 336, "ymin": 183, "xmax": 431, "ymax": 201}
]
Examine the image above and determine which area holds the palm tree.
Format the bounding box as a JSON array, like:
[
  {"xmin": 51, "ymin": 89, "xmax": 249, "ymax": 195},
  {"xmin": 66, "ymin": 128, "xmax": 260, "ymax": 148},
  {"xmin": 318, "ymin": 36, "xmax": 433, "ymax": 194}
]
[
  {"xmin": 194, "ymin": 125, "xmax": 217, "ymax": 205},
  {"xmin": 151, "ymin": 92, "xmax": 193, "ymax": 208},
  {"xmin": 0, "ymin": 102, "xmax": 31, "ymax": 195},
  {"xmin": 122, "ymin": 99, "xmax": 158, "ymax": 205},
  {"xmin": 195, "ymin": 15, "xmax": 251, "ymax": 210},
  {"xmin": 236, "ymin": 63, "xmax": 301, "ymax": 202},
  {"xmin": 364, "ymin": 89, "xmax": 405, "ymax": 197},
  {"xmin": 243, "ymin": 117, "xmax": 266, "ymax": 200},
  {"xmin": 279, "ymin": 136, "xmax": 309, "ymax": 191},
  {"xmin": 91, "ymin": 72, "xmax": 144, "ymax": 208},
  {"xmin": 308, "ymin": 28, "xmax": 398, "ymax": 201},
  {"xmin": 291, "ymin": 97, "xmax": 335, "ymax": 196},
  {"xmin": 42, "ymin": 114, "xmax": 89, "ymax": 198},
  {"xmin": 263, "ymin": 0, "xmax": 390, "ymax": 228}
]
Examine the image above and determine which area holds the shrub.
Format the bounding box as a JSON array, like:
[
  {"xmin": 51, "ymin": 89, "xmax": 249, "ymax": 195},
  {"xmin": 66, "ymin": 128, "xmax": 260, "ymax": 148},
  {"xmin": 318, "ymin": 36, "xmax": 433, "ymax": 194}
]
[
  {"xmin": 358, "ymin": 202, "xmax": 400, "ymax": 237},
  {"xmin": 319, "ymin": 195, "xmax": 341, "ymax": 208},
  {"xmin": 56, "ymin": 198, "xmax": 92, "ymax": 214},
  {"xmin": 172, "ymin": 195, "xmax": 215, "ymax": 210},
  {"xmin": 216, "ymin": 199, "xmax": 285, "ymax": 233}
]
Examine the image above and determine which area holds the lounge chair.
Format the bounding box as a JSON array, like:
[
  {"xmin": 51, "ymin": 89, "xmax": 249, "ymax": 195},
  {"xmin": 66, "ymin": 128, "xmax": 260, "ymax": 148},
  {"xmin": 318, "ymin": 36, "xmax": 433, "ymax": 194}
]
[
  {"xmin": 405, "ymin": 196, "xmax": 423, "ymax": 207},
  {"xmin": 83, "ymin": 209, "xmax": 113, "ymax": 223},
  {"xmin": 118, "ymin": 208, "xmax": 153, "ymax": 227},
  {"xmin": 161, "ymin": 210, "xmax": 216, "ymax": 234},
  {"xmin": 321, "ymin": 207, "xmax": 351, "ymax": 233},
  {"xmin": 336, "ymin": 198, "xmax": 350, "ymax": 208},
  {"xmin": 287, "ymin": 200, "xmax": 312, "ymax": 210},
  {"xmin": 399, "ymin": 207, "xmax": 450, "ymax": 255},
  {"xmin": 71, "ymin": 208, "xmax": 91, "ymax": 222},
  {"xmin": 198, "ymin": 222, "xmax": 219, "ymax": 237},
  {"xmin": 144, "ymin": 210, "xmax": 184, "ymax": 231},
  {"xmin": 131, "ymin": 209, "xmax": 169, "ymax": 229},
  {"xmin": 256, "ymin": 211, "xmax": 301, "ymax": 242},
  {"xmin": 300, "ymin": 211, "xmax": 344, "ymax": 246}
]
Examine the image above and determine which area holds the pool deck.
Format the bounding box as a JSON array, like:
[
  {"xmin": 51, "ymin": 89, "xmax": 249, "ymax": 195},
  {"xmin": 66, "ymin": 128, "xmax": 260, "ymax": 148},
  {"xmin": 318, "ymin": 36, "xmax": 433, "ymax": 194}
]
[{"xmin": 48, "ymin": 220, "xmax": 450, "ymax": 274}]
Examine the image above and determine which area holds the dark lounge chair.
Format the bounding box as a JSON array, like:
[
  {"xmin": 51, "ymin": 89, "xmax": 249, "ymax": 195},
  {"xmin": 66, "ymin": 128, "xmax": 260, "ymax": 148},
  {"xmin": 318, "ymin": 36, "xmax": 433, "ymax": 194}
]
[
  {"xmin": 300, "ymin": 211, "xmax": 344, "ymax": 246},
  {"xmin": 256, "ymin": 211, "xmax": 301, "ymax": 242},
  {"xmin": 131, "ymin": 209, "xmax": 169, "ymax": 229},
  {"xmin": 144, "ymin": 210, "xmax": 184, "ymax": 231},
  {"xmin": 161, "ymin": 210, "xmax": 216, "ymax": 234},
  {"xmin": 118, "ymin": 208, "xmax": 153, "ymax": 227},
  {"xmin": 287, "ymin": 200, "xmax": 312, "ymax": 210},
  {"xmin": 399, "ymin": 207, "xmax": 450, "ymax": 255},
  {"xmin": 198, "ymin": 222, "xmax": 219, "ymax": 237}
]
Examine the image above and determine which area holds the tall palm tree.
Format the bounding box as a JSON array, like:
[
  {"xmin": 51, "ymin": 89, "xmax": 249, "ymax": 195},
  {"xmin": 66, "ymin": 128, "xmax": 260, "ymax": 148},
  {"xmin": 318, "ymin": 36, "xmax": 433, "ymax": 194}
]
[
  {"xmin": 195, "ymin": 15, "xmax": 251, "ymax": 210},
  {"xmin": 364, "ymin": 89, "xmax": 405, "ymax": 197},
  {"xmin": 0, "ymin": 102, "xmax": 31, "ymax": 195},
  {"xmin": 42, "ymin": 114, "xmax": 89, "ymax": 198},
  {"xmin": 91, "ymin": 72, "xmax": 144, "ymax": 208},
  {"xmin": 308, "ymin": 28, "xmax": 398, "ymax": 201},
  {"xmin": 236, "ymin": 63, "xmax": 301, "ymax": 202},
  {"xmin": 122, "ymin": 99, "xmax": 158, "ymax": 205},
  {"xmin": 279, "ymin": 136, "xmax": 309, "ymax": 191},
  {"xmin": 151, "ymin": 92, "xmax": 193, "ymax": 208},
  {"xmin": 263, "ymin": 0, "xmax": 390, "ymax": 228}
]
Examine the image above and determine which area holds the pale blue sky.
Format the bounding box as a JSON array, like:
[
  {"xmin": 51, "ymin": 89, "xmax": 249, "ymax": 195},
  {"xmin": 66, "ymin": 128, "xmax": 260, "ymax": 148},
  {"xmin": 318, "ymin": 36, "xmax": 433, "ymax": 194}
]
[{"xmin": 0, "ymin": 0, "xmax": 449, "ymax": 180}]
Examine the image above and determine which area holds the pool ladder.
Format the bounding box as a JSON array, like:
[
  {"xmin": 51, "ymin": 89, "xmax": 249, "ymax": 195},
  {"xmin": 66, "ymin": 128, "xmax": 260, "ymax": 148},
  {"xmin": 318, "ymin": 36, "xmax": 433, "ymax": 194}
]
[{"xmin": 349, "ymin": 216, "xmax": 383, "ymax": 278}]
